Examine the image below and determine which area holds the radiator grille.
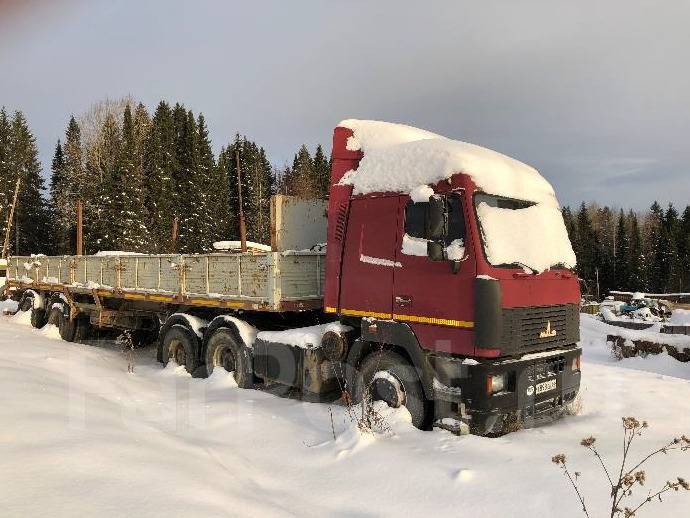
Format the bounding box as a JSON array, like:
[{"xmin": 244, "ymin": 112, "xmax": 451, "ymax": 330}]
[{"xmin": 500, "ymin": 304, "xmax": 579, "ymax": 354}]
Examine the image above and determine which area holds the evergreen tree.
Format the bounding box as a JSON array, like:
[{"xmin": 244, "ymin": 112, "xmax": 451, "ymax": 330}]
[
  {"xmin": 143, "ymin": 101, "xmax": 178, "ymax": 253},
  {"xmin": 313, "ymin": 144, "xmax": 330, "ymax": 198},
  {"xmin": 658, "ymin": 204, "xmax": 681, "ymax": 292},
  {"xmin": 644, "ymin": 202, "xmax": 664, "ymax": 292},
  {"xmin": 285, "ymin": 144, "xmax": 314, "ymax": 196},
  {"xmin": 49, "ymin": 140, "xmax": 71, "ymax": 253},
  {"xmin": 680, "ymin": 206, "xmax": 690, "ymax": 291},
  {"xmin": 0, "ymin": 108, "xmax": 12, "ymax": 227},
  {"xmin": 116, "ymin": 104, "xmax": 150, "ymax": 251},
  {"xmin": 8, "ymin": 111, "xmax": 52, "ymax": 254},
  {"xmin": 94, "ymin": 113, "xmax": 123, "ymax": 251},
  {"xmin": 627, "ymin": 210, "xmax": 644, "ymax": 290},
  {"xmin": 575, "ymin": 202, "xmax": 595, "ymax": 285},
  {"xmin": 222, "ymin": 135, "xmax": 274, "ymax": 245},
  {"xmin": 61, "ymin": 116, "xmax": 84, "ymax": 253},
  {"xmin": 613, "ymin": 209, "xmax": 629, "ymax": 290}
]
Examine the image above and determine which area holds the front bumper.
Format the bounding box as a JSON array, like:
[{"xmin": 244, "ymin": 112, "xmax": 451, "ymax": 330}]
[{"xmin": 433, "ymin": 346, "xmax": 582, "ymax": 435}]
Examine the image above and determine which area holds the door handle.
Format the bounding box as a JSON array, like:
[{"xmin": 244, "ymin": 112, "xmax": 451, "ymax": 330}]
[{"xmin": 395, "ymin": 295, "xmax": 412, "ymax": 306}]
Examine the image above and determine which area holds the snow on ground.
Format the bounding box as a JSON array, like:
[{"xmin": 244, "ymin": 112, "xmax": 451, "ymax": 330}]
[{"xmin": 1, "ymin": 311, "xmax": 689, "ymax": 517}]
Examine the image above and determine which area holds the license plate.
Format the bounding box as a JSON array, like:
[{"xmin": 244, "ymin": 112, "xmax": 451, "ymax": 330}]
[{"xmin": 536, "ymin": 378, "xmax": 557, "ymax": 395}]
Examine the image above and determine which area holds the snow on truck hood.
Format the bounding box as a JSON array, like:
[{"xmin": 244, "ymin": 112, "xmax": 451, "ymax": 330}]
[{"xmin": 338, "ymin": 120, "xmax": 575, "ymax": 272}]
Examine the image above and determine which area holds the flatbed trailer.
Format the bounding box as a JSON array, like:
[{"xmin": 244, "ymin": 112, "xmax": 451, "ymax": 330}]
[{"xmin": 4, "ymin": 120, "xmax": 582, "ymax": 436}]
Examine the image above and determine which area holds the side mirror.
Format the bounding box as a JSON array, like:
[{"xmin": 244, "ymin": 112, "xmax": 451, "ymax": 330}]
[
  {"xmin": 427, "ymin": 240, "xmax": 445, "ymax": 262},
  {"xmin": 425, "ymin": 195, "xmax": 447, "ymax": 241}
]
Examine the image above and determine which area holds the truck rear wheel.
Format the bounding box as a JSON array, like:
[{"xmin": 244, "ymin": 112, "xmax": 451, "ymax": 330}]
[
  {"xmin": 205, "ymin": 328, "xmax": 253, "ymax": 388},
  {"xmin": 161, "ymin": 324, "xmax": 199, "ymax": 375},
  {"xmin": 354, "ymin": 350, "xmax": 432, "ymax": 430}
]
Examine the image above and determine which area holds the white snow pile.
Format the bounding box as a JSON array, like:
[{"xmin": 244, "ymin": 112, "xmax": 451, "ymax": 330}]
[
  {"xmin": 338, "ymin": 119, "xmax": 558, "ymax": 207},
  {"xmin": 257, "ymin": 322, "xmax": 352, "ymax": 349},
  {"xmin": 213, "ymin": 241, "xmax": 272, "ymax": 252},
  {"xmin": 475, "ymin": 202, "xmax": 576, "ymax": 272},
  {"xmin": 95, "ymin": 251, "xmax": 146, "ymax": 256},
  {"xmin": 401, "ymin": 234, "xmax": 465, "ymax": 261},
  {"xmin": 2, "ymin": 311, "xmax": 690, "ymax": 517}
]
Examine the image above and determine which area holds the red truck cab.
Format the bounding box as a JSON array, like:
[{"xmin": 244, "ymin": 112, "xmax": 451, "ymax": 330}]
[{"xmin": 324, "ymin": 122, "xmax": 581, "ymax": 435}]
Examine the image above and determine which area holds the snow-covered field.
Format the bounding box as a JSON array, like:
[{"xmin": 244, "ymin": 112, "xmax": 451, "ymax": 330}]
[{"xmin": 1, "ymin": 309, "xmax": 689, "ymax": 517}]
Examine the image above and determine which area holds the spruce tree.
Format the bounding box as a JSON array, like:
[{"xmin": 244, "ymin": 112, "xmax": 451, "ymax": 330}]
[
  {"xmin": 8, "ymin": 111, "xmax": 52, "ymax": 254},
  {"xmin": 94, "ymin": 113, "xmax": 123, "ymax": 251},
  {"xmin": 313, "ymin": 144, "xmax": 331, "ymax": 198},
  {"xmin": 627, "ymin": 210, "xmax": 644, "ymax": 290},
  {"xmin": 49, "ymin": 140, "xmax": 71, "ymax": 253},
  {"xmin": 117, "ymin": 104, "xmax": 150, "ymax": 251},
  {"xmin": 575, "ymin": 202, "xmax": 595, "ymax": 286},
  {"xmin": 143, "ymin": 101, "xmax": 178, "ymax": 253},
  {"xmin": 613, "ymin": 209, "xmax": 629, "ymax": 290},
  {"xmin": 680, "ymin": 206, "xmax": 690, "ymax": 291},
  {"xmin": 0, "ymin": 108, "xmax": 12, "ymax": 229},
  {"xmin": 62, "ymin": 116, "xmax": 84, "ymax": 253}
]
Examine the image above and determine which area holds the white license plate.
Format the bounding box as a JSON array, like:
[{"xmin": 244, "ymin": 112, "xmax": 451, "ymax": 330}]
[{"xmin": 536, "ymin": 378, "xmax": 557, "ymax": 395}]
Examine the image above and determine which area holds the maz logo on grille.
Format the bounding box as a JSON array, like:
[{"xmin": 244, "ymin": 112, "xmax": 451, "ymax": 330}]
[{"xmin": 539, "ymin": 321, "xmax": 557, "ymax": 338}]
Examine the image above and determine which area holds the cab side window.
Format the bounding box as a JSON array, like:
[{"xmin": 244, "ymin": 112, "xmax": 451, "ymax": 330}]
[
  {"xmin": 404, "ymin": 200, "xmax": 427, "ymax": 239},
  {"xmin": 446, "ymin": 195, "xmax": 466, "ymax": 245}
]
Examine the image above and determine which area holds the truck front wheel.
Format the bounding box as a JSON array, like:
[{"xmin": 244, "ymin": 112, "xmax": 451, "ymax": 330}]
[
  {"xmin": 354, "ymin": 350, "xmax": 432, "ymax": 430},
  {"xmin": 205, "ymin": 329, "xmax": 253, "ymax": 388}
]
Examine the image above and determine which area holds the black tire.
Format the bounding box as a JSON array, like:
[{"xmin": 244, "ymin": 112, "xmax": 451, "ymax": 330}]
[
  {"xmin": 30, "ymin": 307, "xmax": 48, "ymax": 329},
  {"xmin": 48, "ymin": 305, "xmax": 63, "ymax": 326},
  {"xmin": 58, "ymin": 308, "xmax": 78, "ymax": 342},
  {"xmin": 353, "ymin": 350, "xmax": 432, "ymax": 430},
  {"xmin": 19, "ymin": 293, "xmax": 33, "ymax": 312},
  {"xmin": 73, "ymin": 316, "xmax": 92, "ymax": 343},
  {"xmin": 204, "ymin": 328, "xmax": 253, "ymax": 389},
  {"xmin": 160, "ymin": 324, "xmax": 200, "ymax": 375}
]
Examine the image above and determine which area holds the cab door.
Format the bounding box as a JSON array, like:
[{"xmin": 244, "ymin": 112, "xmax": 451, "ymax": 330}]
[
  {"xmin": 338, "ymin": 195, "xmax": 400, "ymax": 318},
  {"xmin": 392, "ymin": 191, "xmax": 476, "ymax": 356}
]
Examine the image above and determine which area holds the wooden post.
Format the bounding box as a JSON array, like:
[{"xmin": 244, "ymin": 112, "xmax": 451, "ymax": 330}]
[
  {"xmin": 2, "ymin": 176, "xmax": 21, "ymax": 259},
  {"xmin": 76, "ymin": 200, "xmax": 83, "ymax": 256},
  {"xmin": 235, "ymin": 150, "xmax": 247, "ymax": 253},
  {"xmin": 171, "ymin": 216, "xmax": 179, "ymax": 252}
]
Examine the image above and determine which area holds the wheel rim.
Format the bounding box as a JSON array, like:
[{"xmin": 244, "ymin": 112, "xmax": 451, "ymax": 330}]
[
  {"xmin": 371, "ymin": 371, "xmax": 406, "ymax": 408},
  {"xmin": 213, "ymin": 346, "xmax": 236, "ymax": 373},
  {"xmin": 170, "ymin": 340, "xmax": 186, "ymax": 366}
]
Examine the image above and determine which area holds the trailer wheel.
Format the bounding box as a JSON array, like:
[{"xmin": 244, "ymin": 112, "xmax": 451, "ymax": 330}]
[
  {"xmin": 19, "ymin": 293, "xmax": 33, "ymax": 312},
  {"xmin": 353, "ymin": 350, "xmax": 432, "ymax": 430},
  {"xmin": 161, "ymin": 324, "xmax": 199, "ymax": 375},
  {"xmin": 73, "ymin": 316, "xmax": 92, "ymax": 343},
  {"xmin": 48, "ymin": 304, "xmax": 63, "ymax": 326},
  {"xmin": 30, "ymin": 307, "xmax": 48, "ymax": 329},
  {"xmin": 58, "ymin": 309, "xmax": 78, "ymax": 342},
  {"xmin": 205, "ymin": 328, "xmax": 253, "ymax": 389}
]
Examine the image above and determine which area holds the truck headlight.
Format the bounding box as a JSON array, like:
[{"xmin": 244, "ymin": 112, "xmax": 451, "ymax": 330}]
[
  {"xmin": 487, "ymin": 373, "xmax": 506, "ymax": 394},
  {"xmin": 571, "ymin": 356, "xmax": 581, "ymax": 372}
]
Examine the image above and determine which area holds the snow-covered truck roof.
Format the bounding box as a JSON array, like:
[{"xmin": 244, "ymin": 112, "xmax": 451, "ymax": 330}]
[
  {"xmin": 337, "ymin": 119, "xmax": 558, "ymax": 208},
  {"xmin": 337, "ymin": 120, "xmax": 575, "ymax": 272}
]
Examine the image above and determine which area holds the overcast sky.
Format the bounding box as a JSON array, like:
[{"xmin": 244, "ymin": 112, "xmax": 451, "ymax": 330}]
[{"xmin": 1, "ymin": 0, "xmax": 689, "ymax": 209}]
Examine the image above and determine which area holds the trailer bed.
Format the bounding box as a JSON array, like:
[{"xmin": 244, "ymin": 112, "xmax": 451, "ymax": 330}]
[{"xmin": 6, "ymin": 252, "xmax": 326, "ymax": 312}]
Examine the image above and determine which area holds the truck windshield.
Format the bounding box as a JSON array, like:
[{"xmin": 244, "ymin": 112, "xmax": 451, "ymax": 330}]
[{"xmin": 473, "ymin": 193, "xmax": 576, "ymax": 273}]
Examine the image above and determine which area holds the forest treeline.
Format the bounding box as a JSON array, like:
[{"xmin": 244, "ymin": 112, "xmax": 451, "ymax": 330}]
[
  {"xmin": 0, "ymin": 98, "xmax": 330, "ymax": 255},
  {"xmin": 562, "ymin": 202, "xmax": 690, "ymax": 296},
  {"xmin": 1, "ymin": 100, "xmax": 689, "ymax": 297}
]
